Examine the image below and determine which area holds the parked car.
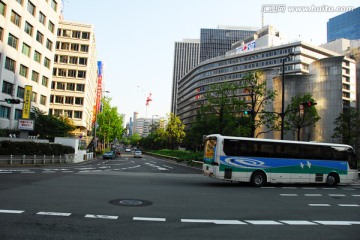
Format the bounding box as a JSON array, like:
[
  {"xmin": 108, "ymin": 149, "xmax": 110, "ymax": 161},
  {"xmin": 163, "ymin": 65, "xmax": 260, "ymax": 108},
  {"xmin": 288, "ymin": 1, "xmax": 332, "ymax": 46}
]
[
  {"xmin": 133, "ymin": 150, "xmax": 142, "ymax": 158},
  {"xmin": 125, "ymin": 148, "xmax": 131, "ymax": 152},
  {"xmin": 103, "ymin": 151, "xmax": 115, "ymax": 159}
]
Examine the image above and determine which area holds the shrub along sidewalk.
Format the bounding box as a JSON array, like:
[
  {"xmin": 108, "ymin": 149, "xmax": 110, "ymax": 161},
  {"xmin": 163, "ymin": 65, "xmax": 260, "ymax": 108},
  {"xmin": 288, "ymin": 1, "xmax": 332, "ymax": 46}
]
[{"xmin": 144, "ymin": 149, "xmax": 203, "ymax": 167}]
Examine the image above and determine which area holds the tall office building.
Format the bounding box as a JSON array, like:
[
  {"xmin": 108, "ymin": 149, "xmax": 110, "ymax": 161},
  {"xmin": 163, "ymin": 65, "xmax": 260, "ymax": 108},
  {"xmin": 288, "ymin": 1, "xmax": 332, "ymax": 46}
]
[
  {"xmin": 49, "ymin": 20, "xmax": 98, "ymax": 137},
  {"xmin": 0, "ymin": 0, "xmax": 61, "ymax": 131},
  {"xmin": 199, "ymin": 25, "xmax": 257, "ymax": 62},
  {"xmin": 171, "ymin": 39, "xmax": 200, "ymax": 114},
  {"xmin": 327, "ymin": 6, "xmax": 360, "ymax": 42}
]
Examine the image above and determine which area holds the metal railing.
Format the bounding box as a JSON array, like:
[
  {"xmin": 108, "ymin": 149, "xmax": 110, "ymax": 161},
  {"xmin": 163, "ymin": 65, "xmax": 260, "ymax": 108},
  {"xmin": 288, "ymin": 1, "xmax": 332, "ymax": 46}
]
[{"xmin": 0, "ymin": 154, "xmax": 75, "ymax": 165}]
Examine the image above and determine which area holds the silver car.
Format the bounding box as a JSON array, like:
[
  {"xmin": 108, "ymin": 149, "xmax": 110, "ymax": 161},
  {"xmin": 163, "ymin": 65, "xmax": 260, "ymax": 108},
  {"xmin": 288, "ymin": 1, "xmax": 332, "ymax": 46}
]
[{"xmin": 134, "ymin": 150, "xmax": 142, "ymax": 158}]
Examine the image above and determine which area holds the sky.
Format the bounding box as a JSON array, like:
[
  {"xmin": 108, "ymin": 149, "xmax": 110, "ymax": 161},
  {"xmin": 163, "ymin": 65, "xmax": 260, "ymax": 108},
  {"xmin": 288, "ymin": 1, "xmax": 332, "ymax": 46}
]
[{"xmin": 62, "ymin": 0, "xmax": 359, "ymax": 122}]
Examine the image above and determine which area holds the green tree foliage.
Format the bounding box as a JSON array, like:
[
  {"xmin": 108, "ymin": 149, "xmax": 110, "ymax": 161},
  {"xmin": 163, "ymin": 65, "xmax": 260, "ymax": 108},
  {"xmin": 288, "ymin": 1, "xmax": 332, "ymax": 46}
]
[
  {"xmin": 332, "ymin": 108, "xmax": 360, "ymax": 146},
  {"xmin": 165, "ymin": 113, "xmax": 186, "ymax": 150},
  {"xmin": 32, "ymin": 107, "xmax": 76, "ymax": 141},
  {"xmin": 96, "ymin": 97, "xmax": 125, "ymax": 148},
  {"xmin": 129, "ymin": 133, "xmax": 142, "ymax": 147},
  {"xmin": 284, "ymin": 93, "xmax": 321, "ymax": 141}
]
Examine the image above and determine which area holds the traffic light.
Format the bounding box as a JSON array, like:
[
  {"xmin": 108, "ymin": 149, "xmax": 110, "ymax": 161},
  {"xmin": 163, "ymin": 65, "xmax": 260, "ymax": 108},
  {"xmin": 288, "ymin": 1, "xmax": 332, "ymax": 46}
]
[
  {"xmin": 4, "ymin": 99, "xmax": 21, "ymax": 104},
  {"xmin": 244, "ymin": 110, "xmax": 253, "ymax": 115}
]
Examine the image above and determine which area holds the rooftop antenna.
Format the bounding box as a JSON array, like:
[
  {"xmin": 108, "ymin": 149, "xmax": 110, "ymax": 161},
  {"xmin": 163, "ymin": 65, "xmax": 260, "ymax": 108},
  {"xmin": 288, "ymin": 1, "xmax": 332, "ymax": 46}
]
[{"xmin": 261, "ymin": 12, "xmax": 264, "ymax": 28}]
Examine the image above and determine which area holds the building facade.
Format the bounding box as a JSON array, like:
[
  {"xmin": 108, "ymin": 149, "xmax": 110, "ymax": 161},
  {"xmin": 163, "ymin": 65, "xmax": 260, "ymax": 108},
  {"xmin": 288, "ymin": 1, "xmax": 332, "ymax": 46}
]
[
  {"xmin": 0, "ymin": 0, "xmax": 61, "ymax": 132},
  {"xmin": 171, "ymin": 39, "xmax": 200, "ymax": 114},
  {"xmin": 199, "ymin": 26, "xmax": 257, "ymax": 63},
  {"xmin": 49, "ymin": 20, "xmax": 98, "ymax": 137},
  {"xmin": 327, "ymin": 6, "xmax": 360, "ymax": 42},
  {"xmin": 175, "ymin": 26, "xmax": 356, "ymax": 142}
]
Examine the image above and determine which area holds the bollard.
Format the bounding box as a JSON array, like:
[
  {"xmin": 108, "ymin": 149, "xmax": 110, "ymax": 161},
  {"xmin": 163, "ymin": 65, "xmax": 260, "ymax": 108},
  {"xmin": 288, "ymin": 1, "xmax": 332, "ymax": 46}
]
[
  {"xmin": 10, "ymin": 155, "xmax": 13, "ymax": 165},
  {"xmin": 22, "ymin": 155, "xmax": 25, "ymax": 164},
  {"xmin": 52, "ymin": 155, "xmax": 54, "ymax": 164},
  {"xmin": 34, "ymin": 155, "xmax": 36, "ymax": 164},
  {"xmin": 59, "ymin": 155, "xmax": 62, "ymax": 163},
  {"xmin": 43, "ymin": 155, "xmax": 46, "ymax": 164}
]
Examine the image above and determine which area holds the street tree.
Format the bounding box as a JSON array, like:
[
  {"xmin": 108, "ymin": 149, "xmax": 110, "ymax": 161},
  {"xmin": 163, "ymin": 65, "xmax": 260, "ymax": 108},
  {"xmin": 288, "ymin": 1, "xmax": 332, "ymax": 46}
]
[
  {"xmin": 332, "ymin": 108, "xmax": 360, "ymax": 146},
  {"xmin": 32, "ymin": 107, "xmax": 76, "ymax": 141},
  {"xmin": 96, "ymin": 97, "xmax": 125, "ymax": 149},
  {"xmin": 284, "ymin": 93, "xmax": 321, "ymax": 141},
  {"xmin": 165, "ymin": 113, "xmax": 186, "ymax": 150}
]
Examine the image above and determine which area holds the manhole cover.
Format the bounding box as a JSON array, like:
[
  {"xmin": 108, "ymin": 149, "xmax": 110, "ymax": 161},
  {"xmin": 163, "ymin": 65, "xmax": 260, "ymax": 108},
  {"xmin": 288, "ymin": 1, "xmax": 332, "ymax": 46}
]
[{"xmin": 109, "ymin": 199, "xmax": 153, "ymax": 207}]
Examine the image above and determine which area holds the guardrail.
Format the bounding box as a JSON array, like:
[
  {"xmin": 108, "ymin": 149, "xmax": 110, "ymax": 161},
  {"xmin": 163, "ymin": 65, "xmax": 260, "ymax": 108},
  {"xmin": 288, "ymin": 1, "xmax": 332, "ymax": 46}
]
[{"xmin": 0, "ymin": 154, "xmax": 75, "ymax": 165}]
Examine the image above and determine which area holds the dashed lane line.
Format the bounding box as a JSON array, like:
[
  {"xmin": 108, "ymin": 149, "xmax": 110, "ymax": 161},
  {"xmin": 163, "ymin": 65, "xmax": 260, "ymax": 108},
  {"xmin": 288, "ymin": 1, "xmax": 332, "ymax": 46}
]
[
  {"xmin": 85, "ymin": 214, "xmax": 118, "ymax": 220},
  {"xmin": 133, "ymin": 217, "xmax": 166, "ymax": 222},
  {"xmin": 36, "ymin": 211, "xmax": 72, "ymax": 216}
]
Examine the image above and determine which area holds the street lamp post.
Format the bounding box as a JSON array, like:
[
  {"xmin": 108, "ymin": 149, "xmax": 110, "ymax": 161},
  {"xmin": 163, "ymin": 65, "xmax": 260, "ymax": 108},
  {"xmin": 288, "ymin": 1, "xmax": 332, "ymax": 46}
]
[{"xmin": 280, "ymin": 53, "xmax": 294, "ymax": 140}]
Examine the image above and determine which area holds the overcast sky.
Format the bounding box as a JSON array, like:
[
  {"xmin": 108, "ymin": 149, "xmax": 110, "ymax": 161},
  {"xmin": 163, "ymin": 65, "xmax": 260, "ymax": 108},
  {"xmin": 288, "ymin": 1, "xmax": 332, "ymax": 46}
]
[{"xmin": 62, "ymin": 0, "xmax": 359, "ymax": 122}]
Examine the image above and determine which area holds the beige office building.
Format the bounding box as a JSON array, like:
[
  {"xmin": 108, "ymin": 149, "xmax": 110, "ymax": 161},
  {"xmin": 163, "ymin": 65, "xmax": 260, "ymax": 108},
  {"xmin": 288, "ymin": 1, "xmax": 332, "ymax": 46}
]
[
  {"xmin": 0, "ymin": 0, "xmax": 61, "ymax": 131},
  {"xmin": 49, "ymin": 20, "xmax": 98, "ymax": 137}
]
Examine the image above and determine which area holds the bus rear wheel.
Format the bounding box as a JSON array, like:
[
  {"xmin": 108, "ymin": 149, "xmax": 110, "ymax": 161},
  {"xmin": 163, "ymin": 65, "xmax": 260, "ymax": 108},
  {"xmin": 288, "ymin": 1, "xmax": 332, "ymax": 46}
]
[
  {"xmin": 326, "ymin": 173, "xmax": 339, "ymax": 187},
  {"xmin": 251, "ymin": 171, "xmax": 266, "ymax": 187}
]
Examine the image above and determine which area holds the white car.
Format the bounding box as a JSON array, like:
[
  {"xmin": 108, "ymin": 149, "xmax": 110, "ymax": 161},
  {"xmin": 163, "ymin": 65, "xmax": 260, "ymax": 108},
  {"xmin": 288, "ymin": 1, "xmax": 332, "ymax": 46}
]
[
  {"xmin": 134, "ymin": 150, "xmax": 142, "ymax": 158},
  {"xmin": 125, "ymin": 148, "xmax": 131, "ymax": 152}
]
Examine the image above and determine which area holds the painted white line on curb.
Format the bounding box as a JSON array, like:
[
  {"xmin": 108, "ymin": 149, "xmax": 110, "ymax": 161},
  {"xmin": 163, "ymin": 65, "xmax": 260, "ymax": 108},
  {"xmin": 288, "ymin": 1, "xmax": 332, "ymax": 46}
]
[
  {"xmin": 245, "ymin": 220, "xmax": 283, "ymax": 225},
  {"xmin": 314, "ymin": 221, "xmax": 360, "ymax": 226},
  {"xmin": 280, "ymin": 220, "xmax": 317, "ymax": 225}
]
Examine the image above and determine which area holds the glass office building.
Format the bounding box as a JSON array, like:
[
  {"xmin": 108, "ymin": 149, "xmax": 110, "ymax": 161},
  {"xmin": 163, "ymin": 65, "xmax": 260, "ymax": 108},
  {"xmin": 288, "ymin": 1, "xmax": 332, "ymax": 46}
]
[
  {"xmin": 327, "ymin": 7, "xmax": 360, "ymax": 42},
  {"xmin": 200, "ymin": 26, "xmax": 257, "ymax": 62}
]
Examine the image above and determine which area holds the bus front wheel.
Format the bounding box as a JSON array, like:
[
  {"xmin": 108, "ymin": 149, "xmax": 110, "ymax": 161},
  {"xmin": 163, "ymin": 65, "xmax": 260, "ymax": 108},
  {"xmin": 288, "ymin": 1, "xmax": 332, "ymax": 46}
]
[
  {"xmin": 326, "ymin": 173, "xmax": 339, "ymax": 187},
  {"xmin": 251, "ymin": 171, "xmax": 266, "ymax": 187}
]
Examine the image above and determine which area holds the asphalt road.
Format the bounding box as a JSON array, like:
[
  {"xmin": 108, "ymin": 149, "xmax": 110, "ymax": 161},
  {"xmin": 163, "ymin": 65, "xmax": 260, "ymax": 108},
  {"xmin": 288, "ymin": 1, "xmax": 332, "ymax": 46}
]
[{"xmin": 0, "ymin": 152, "xmax": 359, "ymax": 240}]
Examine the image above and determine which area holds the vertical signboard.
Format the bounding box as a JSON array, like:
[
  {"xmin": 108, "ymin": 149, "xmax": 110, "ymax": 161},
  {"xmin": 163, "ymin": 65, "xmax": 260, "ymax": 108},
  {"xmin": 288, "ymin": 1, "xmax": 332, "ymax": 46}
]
[
  {"xmin": 93, "ymin": 61, "xmax": 103, "ymax": 124},
  {"xmin": 22, "ymin": 85, "xmax": 32, "ymax": 119}
]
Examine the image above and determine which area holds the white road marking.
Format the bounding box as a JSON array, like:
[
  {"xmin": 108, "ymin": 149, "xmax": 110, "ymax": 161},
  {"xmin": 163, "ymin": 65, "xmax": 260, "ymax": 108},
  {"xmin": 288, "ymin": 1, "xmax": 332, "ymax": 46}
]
[
  {"xmin": 121, "ymin": 165, "xmax": 141, "ymax": 170},
  {"xmin": 0, "ymin": 209, "xmax": 24, "ymax": 214},
  {"xmin": 338, "ymin": 204, "xmax": 359, "ymax": 207},
  {"xmin": 352, "ymin": 195, "xmax": 360, "ymax": 197},
  {"xmin": 85, "ymin": 214, "xmax": 118, "ymax": 220},
  {"xmin": 329, "ymin": 194, "xmax": 346, "ymax": 197},
  {"xmin": 302, "ymin": 187, "xmax": 317, "ymax": 190},
  {"xmin": 305, "ymin": 194, "xmax": 322, "ymax": 197},
  {"xmin": 308, "ymin": 204, "xmax": 331, "ymax": 207},
  {"xmin": 181, "ymin": 219, "xmax": 246, "ymax": 224},
  {"xmin": 343, "ymin": 188, "xmax": 356, "ymax": 191},
  {"xmin": 280, "ymin": 194, "xmax": 298, "ymax": 196},
  {"xmin": 282, "ymin": 187, "xmax": 297, "ymax": 189},
  {"xmin": 21, "ymin": 172, "xmax": 35, "ymax": 174},
  {"xmin": 37, "ymin": 212, "xmax": 71, "ymax": 216},
  {"xmin": 314, "ymin": 221, "xmax": 360, "ymax": 226},
  {"xmin": 245, "ymin": 220, "xmax": 283, "ymax": 225},
  {"xmin": 162, "ymin": 165, "xmax": 173, "ymax": 169},
  {"xmin": 261, "ymin": 187, "xmax": 275, "ymax": 189},
  {"xmin": 322, "ymin": 188, "xmax": 336, "ymax": 190},
  {"xmin": 0, "ymin": 172, "xmax": 12, "ymax": 174},
  {"xmin": 280, "ymin": 220, "xmax": 317, "ymax": 225},
  {"xmin": 133, "ymin": 217, "xmax": 166, "ymax": 222}
]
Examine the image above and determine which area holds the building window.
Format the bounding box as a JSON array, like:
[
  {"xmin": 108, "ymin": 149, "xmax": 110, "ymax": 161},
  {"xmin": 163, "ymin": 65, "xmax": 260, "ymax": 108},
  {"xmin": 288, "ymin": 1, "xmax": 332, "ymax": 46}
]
[
  {"xmin": 8, "ymin": 33, "xmax": 18, "ymax": 49},
  {"xmin": 10, "ymin": 11, "xmax": 21, "ymax": 27},
  {"xmin": 53, "ymin": 109, "xmax": 62, "ymax": 117},
  {"xmin": 15, "ymin": 0, "xmax": 23, "ymax": 5},
  {"xmin": 40, "ymin": 95, "xmax": 46, "ymax": 105},
  {"xmin": 70, "ymin": 43, "xmax": 79, "ymax": 51},
  {"xmin": 65, "ymin": 96, "xmax": 73, "ymax": 104},
  {"xmin": 5, "ymin": 57, "xmax": 16, "ymax": 72},
  {"xmin": 34, "ymin": 51, "xmax": 41, "ymax": 63},
  {"xmin": 56, "ymin": 82, "xmax": 65, "ymax": 90},
  {"xmin": 0, "ymin": 106, "xmax": 10, "ymax": 119},
  {"xmin": 52, "ymin": 67, "xmax": 57, "ymax": 76},
  {"xmin": 19, "ymin": 65, "xmax": 28, "ymax": 78},
  {"xmin": 44, "ymin": 57, "xmax": 50, "ymax": 68},
  {"xmin": 48, "ymin": 21, "xmax": 54, "ymax": 33},
  {"xmin": 61, "ymin": 42, "xmax": 69, "ymax": 50},
  {"xmin": 0, "ymin": 27, "xmax": 3, "ymax": 41},
  {"xmin": 68, "ymin": 70, "xmax": 76, "ymax": 78},
  {"xmin": 31, "ymin": 71, "xmax": 39, "ymax": 82},
  {"xmin": 77, "ymin": 71, "xmax": 86, "ymax": 78},
  {"xmin": 51, "ymin": 0, "xmax": 57, "ymax": 11},
  {"xmin": 72, "ymin": 30, "xmax": 80, "ymax": 38},
  {"xmin": 39, "ymin": 12, "xmax": 45, "ymax": 25},
  {"xmin": 22, "ymin": 43, "xmax": 31, "ymax": 57},
  {"xmin": 2, "ymin": 81, "xmax": 13, "ymax": 94},
  {"xmin": 58, "ymin": 68, "xmax": 66, "ymax": 77},
  {"xmin": 59, "ymin": 55, "xmax": 68, "ymax": 63},
  {"xmin": 69, "ymin": 56, "xmax": 77, "ymax": 64},
  {"xmin": 36, "ymin": 31, "xmax": 43, "ymax": 43},
  {"xmin": 79, "ymin": 57, "xmax": 87, "ymax": 65},
  {"xmin": 15, "ymin": 109, "xmax": 22, "ymax": 120},
  {"xmin": 55, "ymin": 95, "xmax": 63, "ymax": 104},
  {"xmin": 27, "ymin": 1, "xmax": 35, "ymax": 16},
  {"xmin": 66, "ymin": 83, "xmax": 75, "ymax": 90},
  {"xmin": 75, "ymin": 97, "xmax": 83, "ymax": 105},
  {"xmin": 24, "ymin": 21, "xmax": 33, "ymax": 36},
  {"xmin": 76, "ymin": 84, "xmax": 85, "ymax": 92},
  {"xmin": 46, "ymin": 39, "xmax": 53, "ymax": 50},
  {"xmin": 64, "ymin": 110, "xmax": 72, "ymax": 118},
  {"xmin": 62, "ymin": 29, "xmax": 70, "ymax": 37},
  {"xmin": 74, "ymin": 111, "xmax": 82, "ymax": 119},
  {"xmin": 17, "ymin": 86, "xmax": 24, "ymax": 98},
  {"xmin": 81, "ymin": 32, "xmax": 90, "ymax": 39},
  {"xmin": 51, "ymin": 81, "xmax": 55, "ymax": 90},
  {"xmin": 42, "ymin": 76, "xmax": 49, "ymax": 87},
  {"xmin": 32, "ymin": 92, "xmax": 37, "ymax": 103},
  {"xmin": 80, "ymin": 44, "xmax": 88, "ymax": 52},
  {"xmin": 0, "ymin": 1, "xmax": 6, "ymax": 16}
]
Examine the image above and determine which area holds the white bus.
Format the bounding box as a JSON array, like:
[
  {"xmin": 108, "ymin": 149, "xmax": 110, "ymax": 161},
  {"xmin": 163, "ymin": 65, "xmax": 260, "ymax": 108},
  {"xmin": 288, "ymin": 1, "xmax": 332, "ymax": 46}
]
[{"xmin": 203, "ymin": 134, "xmax": 358, "ymax": 187}]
